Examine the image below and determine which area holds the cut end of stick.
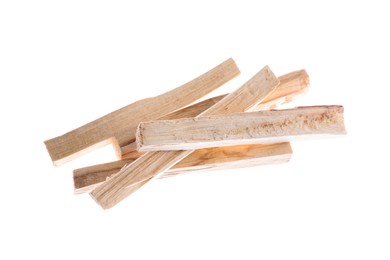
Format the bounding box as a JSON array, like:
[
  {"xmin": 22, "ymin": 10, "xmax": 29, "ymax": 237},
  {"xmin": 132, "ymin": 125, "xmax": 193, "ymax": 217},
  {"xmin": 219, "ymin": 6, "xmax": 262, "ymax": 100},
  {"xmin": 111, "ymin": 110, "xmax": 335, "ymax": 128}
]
[
  {"xmin": 89, "ymin": 181, "xmax": 124, "ymax": 210},
  {"xmin": 135, "ymin": 125, "xmax": 144, "ymax": 153},
  {"xmin": 89, "ymin": 192, "xmax": 110, "ymax": 210},
  {"xmin": 260, "ymin": 69, "xmax": 310, "ymax": 109},
  {"xmin": 45, "ymin": 137, "xmax": 120, "ymax": 167}
]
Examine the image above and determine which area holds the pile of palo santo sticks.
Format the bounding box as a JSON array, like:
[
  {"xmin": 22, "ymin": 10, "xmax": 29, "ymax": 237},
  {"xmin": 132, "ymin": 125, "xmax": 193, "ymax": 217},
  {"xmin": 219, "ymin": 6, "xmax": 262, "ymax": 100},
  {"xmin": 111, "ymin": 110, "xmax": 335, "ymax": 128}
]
[{"xmin": 44, "ymin": 58, "xmax": 346, "ymax": 209}]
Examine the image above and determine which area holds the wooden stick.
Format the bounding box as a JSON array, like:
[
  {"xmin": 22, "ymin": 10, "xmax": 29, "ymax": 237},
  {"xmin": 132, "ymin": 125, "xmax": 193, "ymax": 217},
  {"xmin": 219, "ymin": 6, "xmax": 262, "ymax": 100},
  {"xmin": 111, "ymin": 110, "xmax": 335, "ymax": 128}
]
[
  {"xmin": 256, "ymin": 69, "xmax": 309, "ymax": 109},
  {"xmin": 44, "ymin": 58, "xmax": 240, "ymax": 166},
  {"xmin": 78, "ymin": 69, "xmax": 308, "ymax": 193},
  {"xmin": 74, "ymin": 142, "xmax": 292, "ymax": 194},
  {"xmin": 120, "ymin": 95, "xmax": 224, "ymax": 155},
  {"xmin": 121, "ymin": 69, "xmax": 309, "ymax": 158},
  {"xmin": 162, "ymin": 142, "xmax": 291, "ymax": 176},
  {"xmin": 137, "ymin": 106, "xmax": 346, "ymax": 152},
  {"xmin": 78, "ymin": 69, "xmax": 308, "ymax": 192},
  {"xmin": 90, "ymin": 65, "xmax": 280, "ymax": 209}
]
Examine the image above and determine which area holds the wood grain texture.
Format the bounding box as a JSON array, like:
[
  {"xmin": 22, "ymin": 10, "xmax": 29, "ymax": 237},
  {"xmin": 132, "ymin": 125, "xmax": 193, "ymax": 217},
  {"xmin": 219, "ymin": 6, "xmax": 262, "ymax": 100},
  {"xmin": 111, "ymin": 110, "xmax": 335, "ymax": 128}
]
[
  {"xmin": 90, "ymin": 65, "xmax": 280, "ymax": 209},
  {"xmin": 120, "ymin": 95, "xmax": 224, "ymax": 155},
  {"xmin": 74, "ymin": 142, "xmax": 292, "ymax": 194},
  {"xmin": 163, "ymin": 142, "xmax": 292, "ymax": 176},
  {"xmin": 121, "ymin": 69, "xmax": 310, "ymax": 158},
  {"xmin": 258, "ymin": 69, "xmax": 309, "ymax": 109},
  {"xmin": 138, "ymin": 106, "xmax": 346, "ymax": 151},
  {"xmin": 44, "ymin": 58, "xmax": 240, "ymax": 166}
]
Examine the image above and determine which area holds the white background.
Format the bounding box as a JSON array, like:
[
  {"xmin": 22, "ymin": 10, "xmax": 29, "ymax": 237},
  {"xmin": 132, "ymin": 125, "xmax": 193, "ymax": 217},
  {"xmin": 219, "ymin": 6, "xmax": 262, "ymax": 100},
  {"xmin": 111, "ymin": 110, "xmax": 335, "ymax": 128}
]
[{"xmin": 1, "ymin": 1, "xmax": 389, "ymax": 259}]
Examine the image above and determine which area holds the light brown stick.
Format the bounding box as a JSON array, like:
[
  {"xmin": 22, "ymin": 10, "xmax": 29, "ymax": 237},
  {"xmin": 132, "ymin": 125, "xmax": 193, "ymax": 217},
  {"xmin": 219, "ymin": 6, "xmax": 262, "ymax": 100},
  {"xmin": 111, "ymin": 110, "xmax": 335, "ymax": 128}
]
[
  {"xmin": 255, "ymin": 68, "xmax": 309, "ymax": 109},
  {"xmin": 74, "ymin": 142, "xmax": 292, "ymax": 194},
  {"xmin": 44, "ymin": 58, "xmax": 240, "ymax": 166},
  {"xmin": 121, "ymin": 69, "xmax": 309, "ymax": 157},
  {"xmin": 90, "ymin": 65, "xmax": 279, "ymax": 209},
  {"xmin": 137, "ymin": 106, "xmax": 346, "ymax": 152},
  {"xmin": 120, "ymin": 95, "xmax": 225, "ymax": 155}
]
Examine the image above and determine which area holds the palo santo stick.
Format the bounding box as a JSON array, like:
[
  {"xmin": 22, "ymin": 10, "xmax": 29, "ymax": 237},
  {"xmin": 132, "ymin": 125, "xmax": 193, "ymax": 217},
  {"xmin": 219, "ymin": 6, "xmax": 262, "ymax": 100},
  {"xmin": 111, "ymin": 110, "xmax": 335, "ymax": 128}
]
[
  {"xmin": 162, "ymin": 142, "xmax": 291, "ymax": 176},
  {"xmin": 90, "ymin": 65, "xmax": 280, "ymax": 209},
  {"xmin": 121, "ymin": 69, "xmax": 309, "ymax": 157},
  {"xmin": 74, "ymin": 142, "xmax": 292, "ymax": 194},
  {"xmin": 257, "ymin": 69, "xmax": 309, "ymax": 109},
  {"xmin": 137, "ymin": 106, "xmax": 346, "ymax": 152},
  {"xmin": 44, "ymin": 58, "xmax": 240, "ymax": 166}
]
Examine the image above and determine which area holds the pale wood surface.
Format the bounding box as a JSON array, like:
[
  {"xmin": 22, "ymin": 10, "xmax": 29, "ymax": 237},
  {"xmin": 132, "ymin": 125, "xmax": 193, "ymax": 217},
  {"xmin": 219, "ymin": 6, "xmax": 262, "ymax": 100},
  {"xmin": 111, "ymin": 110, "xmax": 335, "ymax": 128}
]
[
  {"xmin": 91, "ymin": 150, "xmax": 194, "ymax": 207},
  {"xmin": 80, "ymin": 69, "xmax": 309, "ymax": 193},
  {"xmin": 258, "ymin": 69, "xmax": 309, "ymax": 109},
  {"xmin": 120, "ymin": 95, "xmax": 224, "ymax": 155},
  {"xmin": 74, "ymin": 142, "xmax": 292, "ymax": 194},
  {"xmin": 138, "ymin": 106, "xmax": 346, "ymax": 151},
  {"xmin": 44, "ymin": 58, "xmax": 240, "ymax": 166},
  {"xmin": 121, "ymin": 69, "xmax": 310, "ymax": 158},
  {"xmin": 163, "ymin": 142, "xmax": 292, "ymax": 176},
  {"xmin": 90, "ymin": 65, "xmax": 280, "ymax": 209}
]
